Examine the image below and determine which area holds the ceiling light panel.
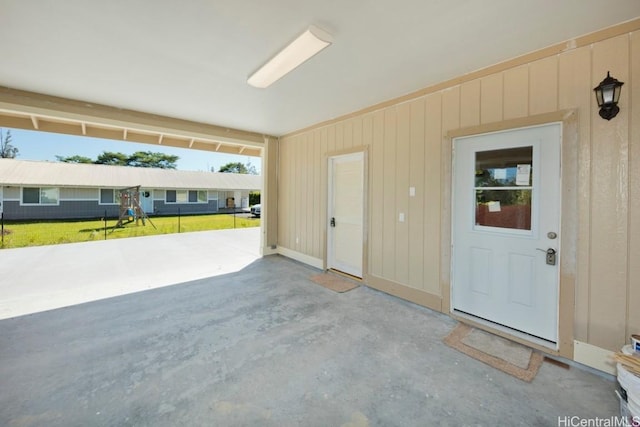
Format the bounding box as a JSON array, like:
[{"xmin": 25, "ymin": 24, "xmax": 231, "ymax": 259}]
[{"xmin": 248, "ymin": 25, "xmax": 333, "ymax": 89}]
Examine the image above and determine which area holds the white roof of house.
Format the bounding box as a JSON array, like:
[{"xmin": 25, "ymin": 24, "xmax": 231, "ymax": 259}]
[{"xmin": 0, "ymin": 159, "xmax": 261, "ymax": 191}]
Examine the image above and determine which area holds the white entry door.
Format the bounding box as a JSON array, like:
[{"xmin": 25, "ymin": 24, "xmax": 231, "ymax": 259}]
[
  {"xmin": 140, "ymin": 189, "xmax": 154, "ymax": 214},
  {"xmin": 327, "ymin": 152, "xmax": 364, "ymax": 277},
  {"xmin": 452, "ymin": 123, "xmax": 561, "ymax": 343}
]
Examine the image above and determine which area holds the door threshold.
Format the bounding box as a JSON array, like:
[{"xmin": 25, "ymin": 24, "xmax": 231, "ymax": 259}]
[
  {"xmin": 452, "ymin": 310, "xmax": 559, "ymax": 352},
  {"xmin": 328, "ymin": 268, "xmax": 363, "ymax": 282}
]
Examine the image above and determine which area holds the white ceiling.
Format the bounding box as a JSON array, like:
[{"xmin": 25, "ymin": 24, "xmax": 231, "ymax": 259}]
[{"xmin": 1, "ymin": 1, "xmax": 639, "ymax": 137}]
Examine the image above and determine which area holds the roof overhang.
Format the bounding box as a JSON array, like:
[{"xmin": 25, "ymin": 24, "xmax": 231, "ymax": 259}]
[{"xmin": 0, "ymin": 87, "xmax": 272, "ymax": 157}]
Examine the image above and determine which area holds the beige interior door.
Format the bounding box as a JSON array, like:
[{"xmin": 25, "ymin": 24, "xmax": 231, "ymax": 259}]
[
  {"xmin": 327, "ymin": 152, "xmax": 364, "ymax": 277},
  {"xmin": 452, "ymin": 123, "xmax": 561, "ymax": 343}
]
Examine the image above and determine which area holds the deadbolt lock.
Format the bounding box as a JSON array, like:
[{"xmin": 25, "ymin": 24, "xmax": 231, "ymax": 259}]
[
  {"xmin": 536, "ymin": 248, "xmax": 557, "ymax": 266},
  {"xmin": 546, "ymin": 248, "xmax": 556, "ymax": 265}
]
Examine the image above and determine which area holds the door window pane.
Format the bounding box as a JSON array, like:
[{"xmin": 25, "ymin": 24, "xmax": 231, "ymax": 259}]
[{"xmin": 475, "ymin": 147, "xmax": 533, "ymax": 231}]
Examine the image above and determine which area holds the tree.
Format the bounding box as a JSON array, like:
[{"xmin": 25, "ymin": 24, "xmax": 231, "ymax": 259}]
[
  {"xmin": 218, "ymin": 161, "xmax": 257, "ymax": 175},
  {"xmin": 128, "ymin": 151, "xmax": 179, "ymax": 169},
  {"xmin": 0, "ymin": 129, "xmax": 19, "ymax": 158},
  {"xmin": 56, "ymin": 155, "xmax": 93, "ymax": 164},
  {"xmin": 95, "ymin": 151, "xmax": 129, "ymax": 166},
  {"xmin": 57, "ymin": 150, "xmax": 179, "ymax": 169}
]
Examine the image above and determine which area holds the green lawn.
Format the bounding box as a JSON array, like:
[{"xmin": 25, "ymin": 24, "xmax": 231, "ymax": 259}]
[{"xmin": 0, "ymin": 214, "xmax": 260, "ymax": 249}]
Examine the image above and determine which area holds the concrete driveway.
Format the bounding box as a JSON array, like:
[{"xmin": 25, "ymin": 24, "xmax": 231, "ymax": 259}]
[
  {"xmin": 0, "ymin": 229, "xmax": 619, "ymax": 426},
  {"xmin": 0, "ymin": 227, "xmax": 261, "ymax": 320}
]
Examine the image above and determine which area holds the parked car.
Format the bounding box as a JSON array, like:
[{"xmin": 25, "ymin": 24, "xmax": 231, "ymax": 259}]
[{"xmin": 250, "ymin": 204, "xmax": 261, "ymax": 217}]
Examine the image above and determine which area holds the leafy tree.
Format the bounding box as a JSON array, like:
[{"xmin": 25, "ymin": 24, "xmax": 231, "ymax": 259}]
[
  {"xmin": 218, "ymin": 161, "xmax": 258, "ymax": 175},
  {"xmin": 56, "ymin": 155, "xmax": 93, "ymax": 164},
  {"xmin": 95, "ymin": 151, "xmax": 129, "ymax": 166},
  {"xmin": 57, "ymin": 150, "xmax": 179, "ymax": 169},
  {"xmin": 128, "ymin": 151, "xmax": 179, "ymax": 169},
  {"xmin": 0, "ymin": 129, "xmax": 19, "ymax": 158}
]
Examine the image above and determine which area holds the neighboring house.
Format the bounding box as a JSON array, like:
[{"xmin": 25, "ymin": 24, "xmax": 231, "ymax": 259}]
[{"xmin": 0, "ymin": 159, "xmax": 261, "ymax": 220}]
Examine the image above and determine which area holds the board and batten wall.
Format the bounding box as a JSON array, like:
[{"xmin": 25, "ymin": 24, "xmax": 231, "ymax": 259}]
[{"xmin": 276, "ymin": 20, "xmax": 640, "ymax": 372}]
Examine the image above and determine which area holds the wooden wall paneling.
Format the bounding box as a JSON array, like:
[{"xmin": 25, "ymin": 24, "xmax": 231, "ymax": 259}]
[
  {"xmin": 297, "ymin": 134, "xmax": 307, "ymax": 253},
  {"xmin": 395, "ymin": 103, "xmax": 411, "ymax": 285},
  {"xmin": 529, "ymin": 56, "xmax": 559, "ymax": 115},
  {"xmin": 311, "ymin": 130, "xmax": 321, "ymax": 258},
  {"xmin": 335, "ymin": 121, "xmax": 344, "ymax": 152},
  {"xmin": 460, "ymin": 79, "xmax": 481, "ymax": 128},
  {"xmin": 383, "ymin": 107, "xmax": 398, "ymax": 279},
  {"xmin": 440, "ymin": 87, "xmax": 460, "ymax": 304},
  {"xmin": 293, "ymin": 137, "xmax": 302, "ymax": 252},
  {"xmin": 558, "ymin": 46, "xmax": 592, "ymax": 341},
  {"xmin": 589, "ymin": 34, "xmax": 630, "ymax": 350},
  {"xmin": 628, "ymin": 30, "xmax": 640, "ymax": 338},
  {"xmin": 424, "ymin": 93, "xmax": 443, "ymax": 296},
  {"xmin": 327, "ymin": 125, "xmax": 336, "ymax": 154},
  {"xmin": 503, "ymin": 65, "xmax": 529, "ymax": 120},
  {"xmin": 409, "ymin": 98, "xmax": 426, "ymax": 290},
  {"xmin": 370, "ymin": 111, "xmax": 385, "ymax": 277},
  {"xmin": 305, "ymin": 133, "xmax": 314, "ymax": 255},
  {"xmin": 320, "ymin": 127, "xmax": 329, "ymax": 262},
  {"xmin": 279, "ymin": 139, "xmax": 291, "ymax": 248},
  {"xmin": 361, "ymin": 114, "xmax": 373, "ymax": 275},
  {"xmin": 343, "ymin": 119, "xmax": 354, "ymax": 150},
  {"xmin": 480, "ymin": 73, "xmax": 503, "ymax": 124}
]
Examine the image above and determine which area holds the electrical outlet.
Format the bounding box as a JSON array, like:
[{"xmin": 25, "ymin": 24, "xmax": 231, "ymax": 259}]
[{"xmin": 399, "ymin": 213, "xmax": 405, "ymax": 222}]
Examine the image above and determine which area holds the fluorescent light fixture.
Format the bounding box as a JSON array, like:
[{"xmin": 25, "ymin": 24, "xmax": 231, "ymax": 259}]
[{"xmin": 247, "ymin": 25, "xmax": 332, "ymax": 88}]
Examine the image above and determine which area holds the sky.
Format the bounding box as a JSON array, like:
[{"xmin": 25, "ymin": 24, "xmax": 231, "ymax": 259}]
[{"xmin": 3, "ymin": 128, "xmax": 262, "ymax": 173}]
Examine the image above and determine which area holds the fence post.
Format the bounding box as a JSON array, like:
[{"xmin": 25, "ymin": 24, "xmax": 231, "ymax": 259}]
[
  {"xmin": 104, "ymin": 210, "xmax": 107, "ymax": 240},
  {"xmin": 178, "ymin": 208, "xmax": 181, "ymax": 233}
]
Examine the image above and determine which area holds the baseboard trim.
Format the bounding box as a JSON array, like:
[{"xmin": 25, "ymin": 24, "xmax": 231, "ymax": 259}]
[
  {"xmin": 364, "ymin": 274, "xmax": 442, "ymax": 312},
  {"xmin": 573, "ymin": 340, "xmax": 616, "ymax": 375},
  {"xmin": 276, "ymin": 247, "xmax": 324, "ymax": 270}
]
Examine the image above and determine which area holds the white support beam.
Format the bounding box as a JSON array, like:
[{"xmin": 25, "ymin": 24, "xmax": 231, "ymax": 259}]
[
  {"xmin": 158, "ymin": 134, "xmax": 163, "ymax": 145},
  {"xmin": 30, "ymin": 115, "xmax": 39, "ymax": 129},
  {"xmin": 215, "ymin": 143, "xmax": 221, "ymax": 151},
  {"xmin": 81, "ymin": 122, "xmax": 87, "ymax": 135},
  {"xmin": 239, "ymin": 146, "xmax": 246, "ymax": 154},
  {"xmin": 189, "ymin": 138, "xmax": 195, "ymax": 148},
  {"xmin": 123, "ymin": 128, "xmax": 128, "ymax": 140}
]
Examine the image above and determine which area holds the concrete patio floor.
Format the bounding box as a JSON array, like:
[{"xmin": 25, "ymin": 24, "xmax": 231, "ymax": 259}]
[
  {"xmin": 0, "ymin": 227, "xmax": 261, "ymax": 320},
  {"xmin": 0, "ymin": 233, "xmax": 619, "ymax": 426}
]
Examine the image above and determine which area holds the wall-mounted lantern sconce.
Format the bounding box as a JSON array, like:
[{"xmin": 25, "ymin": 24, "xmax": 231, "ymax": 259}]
[{"xmin": 593, "ymin": 71, "xmax": 624, "ymax": 120}]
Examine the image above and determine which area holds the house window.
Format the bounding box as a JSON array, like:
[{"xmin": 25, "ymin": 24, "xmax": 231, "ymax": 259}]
[
  {"xmin": 188, "ymin": 190, "xmax": 207, "ymax": 203},
  {"xmin": 22, "ymin": 187, "xmax": 59, "ymax": 205},
  {"xmin": 99, "ymin": 189, "xmax": 121, "ymax": 205},
  {"xmin": 166, "ymin": 189, "xmax": 208, "ymax": 203}
]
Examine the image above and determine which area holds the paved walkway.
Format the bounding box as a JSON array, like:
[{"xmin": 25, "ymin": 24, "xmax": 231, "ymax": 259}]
[{"xmin": 0, "ymin": 227, "xmax": 261, "ymax": 320}]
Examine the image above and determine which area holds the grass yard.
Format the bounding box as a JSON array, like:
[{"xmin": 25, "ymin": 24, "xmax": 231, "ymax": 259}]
[{"xmin": 0, "ymin": 214, "xmax": 260, "ymax": 249}]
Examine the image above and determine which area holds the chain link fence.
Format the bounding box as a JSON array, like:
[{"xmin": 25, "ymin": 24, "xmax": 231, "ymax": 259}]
[{"xmin": 0, "ymin": 210, "xmax": 259, "ymax": 249}]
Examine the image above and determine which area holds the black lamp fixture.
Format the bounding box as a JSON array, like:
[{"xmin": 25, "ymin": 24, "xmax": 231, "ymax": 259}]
[{"xmin": 593, "ymin": 71, "xmax": 624, "ymax": 120}]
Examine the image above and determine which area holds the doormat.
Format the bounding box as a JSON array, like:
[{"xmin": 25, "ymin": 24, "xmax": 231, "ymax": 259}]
[
  {"xmin": 444, "ymin": 323, "xmax": 544, "ymax": 382},
  {"xmin": 309, "ymin": 273, "xmax": 359, "ymax": 293}
]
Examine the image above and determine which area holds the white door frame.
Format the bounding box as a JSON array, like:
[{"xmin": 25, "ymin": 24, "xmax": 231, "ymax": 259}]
[{"xmin": 327, "ymin": 151, "xmax": 365, "ymax": 277}]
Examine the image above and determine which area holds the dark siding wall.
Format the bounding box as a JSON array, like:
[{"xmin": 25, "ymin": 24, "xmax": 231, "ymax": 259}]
[
  {"xmin": 3, "ymin": 201, "xmax": 120, "ymax": 220},
  {"xmin": 2, "ymin": 200, "xmax": 220, "ymax": 220},
  {"xmin": 153, "ymin": 200, "xmax": 219, "ymax": 216}
]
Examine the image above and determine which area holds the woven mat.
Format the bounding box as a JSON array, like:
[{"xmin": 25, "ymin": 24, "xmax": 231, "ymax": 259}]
[
  {"xmin": 310, "ymin": 273, "xmax": 359, "ymax": 293},
  {"xmin": 444, "ymin": 323, "xmax": 544, "ymax": 382}
]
